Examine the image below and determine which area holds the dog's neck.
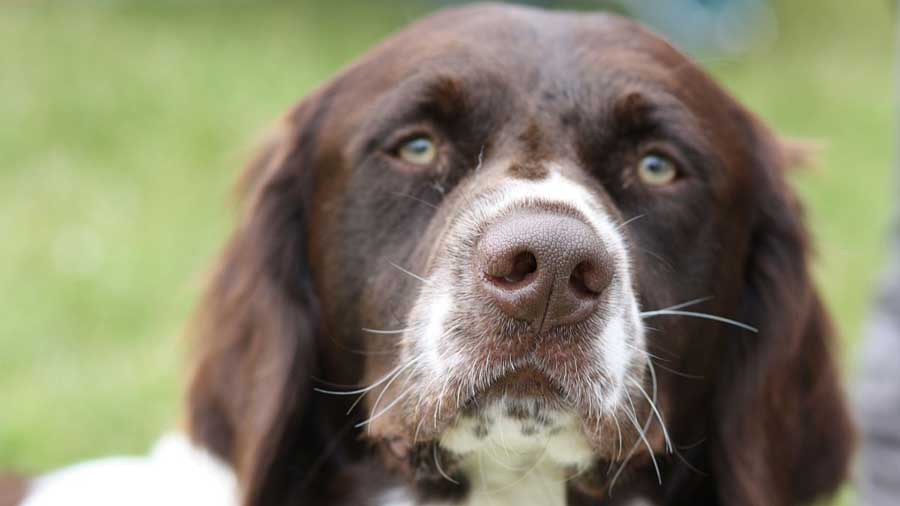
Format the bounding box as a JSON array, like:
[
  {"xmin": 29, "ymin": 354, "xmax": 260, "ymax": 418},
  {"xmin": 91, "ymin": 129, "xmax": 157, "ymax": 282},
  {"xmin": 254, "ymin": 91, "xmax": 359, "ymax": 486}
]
[
  {"xmin": 451, "ymin": 447, "xmax": 571, "ymax": 506},
  {"xmin": 411, "ymin": 399, "xmax": 594, "ymax": 506},
  {"xmin": 378, "ymin": 454, "xmax": 570, "ymax": 506}
]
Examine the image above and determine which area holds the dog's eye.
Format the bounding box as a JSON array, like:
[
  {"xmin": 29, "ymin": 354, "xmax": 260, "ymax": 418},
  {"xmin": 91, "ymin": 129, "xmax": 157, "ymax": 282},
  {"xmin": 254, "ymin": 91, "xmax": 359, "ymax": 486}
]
[
  {"xmin": 398, "ymin": 136, "xmax": 437, "ymax": 165},
  {"xmin": 636, "ymin": 154, "xmax": 677, "ymax": 186}
]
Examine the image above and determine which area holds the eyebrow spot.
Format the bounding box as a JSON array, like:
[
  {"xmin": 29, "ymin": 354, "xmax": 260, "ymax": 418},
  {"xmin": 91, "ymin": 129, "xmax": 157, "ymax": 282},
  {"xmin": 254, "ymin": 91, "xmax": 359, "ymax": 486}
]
[
  {"xmin": 519, "ymin": 120, "xmax": 544, "ymax": 155},
  {"xmin": 612, "ymin": 90, "xmax": 654, "ymax": 131},
  {"xmin": 508, "ymin": 119, "xmax": 554, "ymax": 180},
  {"xmin": 426, "ymin": 76, "xmax": 469, "ymax": 118},
  {"xmin": 508, "ymin": 161, "xmax": 548, "ymax": 180}
]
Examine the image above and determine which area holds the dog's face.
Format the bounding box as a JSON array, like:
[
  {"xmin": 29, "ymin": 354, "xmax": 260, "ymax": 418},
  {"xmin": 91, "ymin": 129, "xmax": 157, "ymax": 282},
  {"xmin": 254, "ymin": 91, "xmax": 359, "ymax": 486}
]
[
  {"xmin": 187, "ymin": 5, "xmax": 854, "ymax": 506},
  {"xmin": 313, "ymin": 4, "xmax": 750, "ymax": 472}
]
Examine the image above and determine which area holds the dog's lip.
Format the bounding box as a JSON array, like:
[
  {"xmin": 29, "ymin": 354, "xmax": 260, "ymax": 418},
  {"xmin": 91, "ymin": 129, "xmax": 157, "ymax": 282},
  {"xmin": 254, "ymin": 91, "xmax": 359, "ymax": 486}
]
[
  {"xmin": 467, "ymin": 366, "xmax": 567, "ymax": 407},
  {"xmin": 494, "ymin": 367, "xmax": 557, "ymax": 393}
]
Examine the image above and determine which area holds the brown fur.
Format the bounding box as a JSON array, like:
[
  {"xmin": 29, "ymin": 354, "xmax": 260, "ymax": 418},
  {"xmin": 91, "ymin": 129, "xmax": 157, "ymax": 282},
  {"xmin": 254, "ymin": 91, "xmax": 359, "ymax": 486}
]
[{"xmin": 185, "ymin": 4, "xmax": 855, "ymax": 506}]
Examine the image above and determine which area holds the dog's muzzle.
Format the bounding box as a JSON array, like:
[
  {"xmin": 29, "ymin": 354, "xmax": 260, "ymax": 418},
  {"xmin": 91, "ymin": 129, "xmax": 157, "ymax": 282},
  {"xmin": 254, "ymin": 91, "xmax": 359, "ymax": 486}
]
[{"xmin": 475, "ymin": 209, "xmax": 614, "ymax": 333}]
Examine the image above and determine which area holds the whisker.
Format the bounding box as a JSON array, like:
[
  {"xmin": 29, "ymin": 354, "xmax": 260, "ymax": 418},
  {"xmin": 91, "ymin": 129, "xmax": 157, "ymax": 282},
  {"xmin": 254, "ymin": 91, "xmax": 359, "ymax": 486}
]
[
  {"xmin": 673, "ymin": 446, "xmax": 709, "ymax": 477},
  {"xmin": 645, "ymin": 296, "xmax": 713, "ymax": 313},
  {"xmin": 608, "ymin": 439, "xmax": 641, "ymax": 493},
  {"xmin": 328, "ymin": 332, "xmax": 398, "ymax": 356},
  {"xmin": 356, "ymin": 384, "xmax": 414, "ymax": 428},
  {"xmin": 361, "ymin": 327, "xmax": 410, "ymax": 335},
  {"xmin": 629, "ymin": 377, "xmax": 673, "ymax": 454},
  {"xmin": 310, "ymin": 376, "xmax": 365, "ymax": 390},
  {"xmin": 612, "ymin": 413, "xmax": 624, "ymax": 461},
  {"xmin": 435, "ymin": 375, "xmax": 451, "ymax": 430},
  {"xmin": 647, "ymin": 357, "xmax": 659, "ymax": 400},
  {"xmin": 678, "ymin": 437, "xmax": 707, "ymax": 451},
  {"xmin": 360, "ymin": 359, "xmax": 418, "ymax": 420},
  {"xmin": 606, "ymin": 414, "xmax": 625, "ymax": 476},
  {"xmin": 390, "ymin": 191, "xmax": 438, "ymax": 209},
  {"xmin": 650, "ymin": 358, "xmax": 704, "ymax": 380},
  {"xmin": 608, "ymin": 374, "xmax": 654, "ymax": 492},
  {"xmin": 313, "ymin": 358, "xmax": 417, "ymax": 396},
  {"xmin": 616, "ymin": 213, "xmax": 646, "ymax": 231},
  {"xmin": 413, "ymin": 417, "xmax": 427, "ymax": 445},
  {"xmin": 624, "ymin": 388, "xmax": 662, "ymax": 485},
  {"xmin": 455, "ymin": 382, "xmax": 465, "ymax": 413},
  {"xmin": 639, "ymin": 310, "xmax": 757, "ymax": 333},
  {"xmin": 434, "ymin": 444, "xmax": 460, "ymax": 484},
  {"xmin": 647, "ymin": 358, "xmax": 707, "ymax": 477},
  {"xmin": 494, "ymin": 412, "xmax": 514, "ymax": 460},
  {"xmin": 295, "ymin": 419, "xmax": 356, "ymax": 493},
  {"xmin": 623, "ymin": 341, "xmax": 670, "ymax": 363},
  {"xmin": 637, "ymin": 247, "xmax": 674, "ymax": 271},
  {"xmin": 558, "ymin": 464, "xmax": 592, "ymax": 485},
  {"xmin": 389, "ymin": 261, "xmax": 431, "ymax": 285}
]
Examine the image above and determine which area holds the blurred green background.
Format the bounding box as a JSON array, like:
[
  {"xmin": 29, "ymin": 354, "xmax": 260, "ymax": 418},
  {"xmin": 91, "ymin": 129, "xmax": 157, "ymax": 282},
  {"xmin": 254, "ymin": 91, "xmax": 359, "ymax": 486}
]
[{"xmin": 0, "ymin": 0, "xmax": 893, "ymax": 502}]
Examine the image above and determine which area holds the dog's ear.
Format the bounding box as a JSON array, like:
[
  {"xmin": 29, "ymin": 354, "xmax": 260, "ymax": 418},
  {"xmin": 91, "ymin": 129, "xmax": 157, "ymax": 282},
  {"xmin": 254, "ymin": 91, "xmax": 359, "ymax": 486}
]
[
  {"xmin": 711, "ymin": 116, "xmax": 855, "ymax": 506},
  {"xmin": 185, "ymin": 92, "xmax": 342, "ymax": 506}
]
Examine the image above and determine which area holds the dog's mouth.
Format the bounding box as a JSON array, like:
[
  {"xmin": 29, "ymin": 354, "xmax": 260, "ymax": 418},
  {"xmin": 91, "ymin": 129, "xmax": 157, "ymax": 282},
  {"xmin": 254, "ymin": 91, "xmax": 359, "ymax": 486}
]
[
  {"xmin": 434, "ymin": 365, "xmax": 600, "ymax": 478},
  {"xmin": 456, "ymin": 365, "xmax": 568, "ymax": 413},
  {"xmin": 377, "ymin": 318, "xmax": 645, "ymax": 443},
  {"xmin": 365, "ymin": 323, "xmax": 651, "ymax": 487},
  {"xmin": 489, "ymin": 367, "xmax": 562, "ymax": 397}
]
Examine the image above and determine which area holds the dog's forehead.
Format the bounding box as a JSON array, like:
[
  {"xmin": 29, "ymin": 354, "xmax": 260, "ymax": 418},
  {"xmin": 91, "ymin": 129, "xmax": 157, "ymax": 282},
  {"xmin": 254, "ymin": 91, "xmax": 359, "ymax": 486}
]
[
  {"xmin": 353, "ymin": 4, "xmax": 689, "ymax": 89},
  {"xmin": 309, "ymin": 2, "xmax": 729, "ymax": 159},
  {"xmin": 399, "ymin": 4, "xmax": 665, "ymax": 54}
]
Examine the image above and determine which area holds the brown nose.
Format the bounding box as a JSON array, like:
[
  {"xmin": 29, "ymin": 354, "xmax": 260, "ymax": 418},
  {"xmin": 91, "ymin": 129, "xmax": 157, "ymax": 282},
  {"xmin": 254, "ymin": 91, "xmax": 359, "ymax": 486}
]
[{"xmin": 476, "ymin": 212, "xmax": 612, "ymax": 331}]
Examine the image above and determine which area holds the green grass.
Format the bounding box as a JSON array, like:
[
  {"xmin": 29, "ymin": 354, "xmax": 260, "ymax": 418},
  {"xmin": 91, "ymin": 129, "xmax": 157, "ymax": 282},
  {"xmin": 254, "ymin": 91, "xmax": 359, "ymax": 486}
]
[
  {"xmin": 0, "ymin": 0, "xmax": 429, "ymax": 470},
  {"xmin": 0, "ymin": 2, "xmax": 893, "ymax": 502}
]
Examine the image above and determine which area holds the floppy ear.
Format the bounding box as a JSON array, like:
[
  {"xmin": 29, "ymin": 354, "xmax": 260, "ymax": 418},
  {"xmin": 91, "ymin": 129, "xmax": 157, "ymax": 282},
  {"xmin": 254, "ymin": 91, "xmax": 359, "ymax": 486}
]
[
  {"xmin": 185, "ymin": 95, "xmax": 344, "ymax": 506},
  {"xmin": 711, "ymin": 118, "xmax": 855, "ymax": 506}
]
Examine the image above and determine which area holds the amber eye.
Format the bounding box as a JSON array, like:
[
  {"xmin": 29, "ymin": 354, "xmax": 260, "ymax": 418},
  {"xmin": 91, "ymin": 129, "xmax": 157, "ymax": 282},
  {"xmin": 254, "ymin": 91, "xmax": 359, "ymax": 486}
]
[
  {"xmin": 397, "ymin": 136, "xmax": 437, "ymax": 165},
  {"xmin": 636, "ymin": 154, "xmax": 678, "ymax": 186}
]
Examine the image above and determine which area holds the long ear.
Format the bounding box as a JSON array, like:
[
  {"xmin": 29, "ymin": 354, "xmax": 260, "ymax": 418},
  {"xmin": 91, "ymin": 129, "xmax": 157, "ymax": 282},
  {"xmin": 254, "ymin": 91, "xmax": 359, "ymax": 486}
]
[
  {"xmin": 185, "ymin": 95, "xmax": 340, "ymax": 505},
  {"xmin": 712, "ymin": 119, "xmax": 855, "ymax": 506}
]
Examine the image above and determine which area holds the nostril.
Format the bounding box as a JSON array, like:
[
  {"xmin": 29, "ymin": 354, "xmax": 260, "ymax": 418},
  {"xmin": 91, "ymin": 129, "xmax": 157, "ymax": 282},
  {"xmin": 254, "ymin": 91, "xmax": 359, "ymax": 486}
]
[
  {"xmin": 507, "ymin": 251, "xmax": 537, "ymax": 283},
  {"xmin": 490, "ymin": 251, "xmax": 537, "ymax": 287},
  {"xmin": 569, "ymin": 260, "xmax": 608, "ymax": 298}
]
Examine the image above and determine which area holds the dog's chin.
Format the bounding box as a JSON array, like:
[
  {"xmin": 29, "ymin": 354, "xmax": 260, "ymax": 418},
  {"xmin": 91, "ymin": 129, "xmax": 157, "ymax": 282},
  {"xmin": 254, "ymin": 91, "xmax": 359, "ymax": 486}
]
[
  {"xmin": 428, "ymin": 368, "xmax": 596, "ymax": 469},
  {"xmin": 441, "ymin": 354, "xmax": 652, "ymax": 452},
  {"xmin": 367, "ymin": 359, "xmax": 651, "ymax": 492}
]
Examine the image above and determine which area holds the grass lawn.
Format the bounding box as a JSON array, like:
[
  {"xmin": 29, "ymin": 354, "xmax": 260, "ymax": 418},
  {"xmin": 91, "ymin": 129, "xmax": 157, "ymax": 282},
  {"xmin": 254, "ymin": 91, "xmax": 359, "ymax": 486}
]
[{"xmin": 0, "ymin": 1, "xmax": 893, "ymax": 502}]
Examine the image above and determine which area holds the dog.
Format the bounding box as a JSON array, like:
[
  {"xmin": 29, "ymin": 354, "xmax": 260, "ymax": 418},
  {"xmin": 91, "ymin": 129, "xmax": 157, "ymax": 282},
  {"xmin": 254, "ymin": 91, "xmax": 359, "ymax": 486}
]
[{"xmin": 8, "ymin": 4, "xmax": 855, "ymax": 506}]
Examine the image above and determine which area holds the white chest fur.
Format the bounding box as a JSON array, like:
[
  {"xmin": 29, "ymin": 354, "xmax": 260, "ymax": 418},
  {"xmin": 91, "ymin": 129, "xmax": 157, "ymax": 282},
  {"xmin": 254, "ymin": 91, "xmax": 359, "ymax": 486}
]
[{"xmin": 435, "ymin": 399, "xmax": 595, "ymax": 506}]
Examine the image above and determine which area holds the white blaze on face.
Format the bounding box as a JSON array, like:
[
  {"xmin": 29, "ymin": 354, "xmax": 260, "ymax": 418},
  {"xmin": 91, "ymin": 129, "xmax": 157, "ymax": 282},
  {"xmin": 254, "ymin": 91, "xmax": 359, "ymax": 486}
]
[
  {"xmin": 467, "ymin": 168, "xmax": 645, "ymax": 395},
  {"xmin": 402, "ymin": 165, "xmax": 647, "ymax": 505},
  {"xmin": 419, "ymin": 290, "xmax": 454, "ymax": 375},
  {"xmin": 408, "ymin": 166, "xmax": 645, "ymax": 394}
]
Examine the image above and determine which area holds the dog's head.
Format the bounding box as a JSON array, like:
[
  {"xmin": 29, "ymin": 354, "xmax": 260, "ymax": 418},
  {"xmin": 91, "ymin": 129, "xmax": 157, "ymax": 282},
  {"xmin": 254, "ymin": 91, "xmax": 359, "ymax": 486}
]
[{"xmin": 186, "ymin": 5, "xmax": 854, "ymax": 506}]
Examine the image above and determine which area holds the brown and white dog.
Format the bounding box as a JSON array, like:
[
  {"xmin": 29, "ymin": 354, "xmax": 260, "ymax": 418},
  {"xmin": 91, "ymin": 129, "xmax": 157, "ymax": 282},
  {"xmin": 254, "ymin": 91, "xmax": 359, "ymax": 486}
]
[{"xmin": 7, "ymin": 4, "xmax": 855, "ymax": 506}]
